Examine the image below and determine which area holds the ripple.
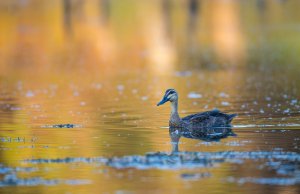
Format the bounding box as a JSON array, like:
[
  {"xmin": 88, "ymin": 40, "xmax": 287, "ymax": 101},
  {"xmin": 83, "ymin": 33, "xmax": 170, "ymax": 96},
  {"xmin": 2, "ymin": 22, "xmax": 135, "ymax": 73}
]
[
  {"xmin": 227, "ymin": 177, "xmax": 300, "ymax": 186},
  {"xmin": 25, "ymin": 151, "xmax": 300, "ymax": 177},
  {"xmin": 0, "ymin": 173, "xmax": 91, "ymax": 187},
  {"xmin": 233, "ymin": 124, "xmax": 300, "ymax": 128}
]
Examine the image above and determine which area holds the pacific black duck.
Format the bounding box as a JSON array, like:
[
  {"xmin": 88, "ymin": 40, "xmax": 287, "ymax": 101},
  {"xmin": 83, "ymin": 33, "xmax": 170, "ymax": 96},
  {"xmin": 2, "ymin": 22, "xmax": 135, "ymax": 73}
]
[{"xmin": 157, "ymin": 89, "xmax": 237, "ymax": 139}]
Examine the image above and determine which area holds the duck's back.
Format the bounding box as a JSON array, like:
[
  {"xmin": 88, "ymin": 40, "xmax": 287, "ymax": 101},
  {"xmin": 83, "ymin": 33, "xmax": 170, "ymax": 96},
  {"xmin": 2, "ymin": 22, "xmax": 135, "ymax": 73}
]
[{"xmin": 182, "ymin": 109, "xmax": 237, "ymax": 128}]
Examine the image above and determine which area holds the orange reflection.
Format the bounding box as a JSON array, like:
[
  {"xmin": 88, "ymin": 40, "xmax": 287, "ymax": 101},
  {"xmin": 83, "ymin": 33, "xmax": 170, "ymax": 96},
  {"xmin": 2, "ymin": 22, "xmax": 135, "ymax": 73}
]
[{"xmin": 208, "ymin": 0, "xmax": 245, "ymax": 64}]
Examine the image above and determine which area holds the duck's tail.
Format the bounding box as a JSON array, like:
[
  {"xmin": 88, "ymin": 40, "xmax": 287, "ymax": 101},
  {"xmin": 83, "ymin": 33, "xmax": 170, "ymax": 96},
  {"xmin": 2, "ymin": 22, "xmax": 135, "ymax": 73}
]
[{"xmin": 228, "ymin": 114, "xmax": 237, "ymax": 123}]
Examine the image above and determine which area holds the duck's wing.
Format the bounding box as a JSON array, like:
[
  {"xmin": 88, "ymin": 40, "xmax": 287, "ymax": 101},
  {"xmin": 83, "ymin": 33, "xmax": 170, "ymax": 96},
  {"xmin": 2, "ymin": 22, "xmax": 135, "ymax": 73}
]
[
  {"xmin": 183, "ymin": 109, "xmax": 236, "ymax": 125},
  {"xmin": 182, "ymin": 113, "xmax": 207, "ymax": 122},
  {"xmin": 182, "ymin": 109, "xmax": 220, "ymax": 122}
]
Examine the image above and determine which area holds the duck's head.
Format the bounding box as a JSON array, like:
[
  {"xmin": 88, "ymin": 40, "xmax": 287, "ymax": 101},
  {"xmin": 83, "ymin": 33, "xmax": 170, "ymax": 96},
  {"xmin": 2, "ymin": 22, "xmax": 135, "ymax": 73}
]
[{"xmin": 157, "ymin": 89, "xmax": 178, "ymax": 106}]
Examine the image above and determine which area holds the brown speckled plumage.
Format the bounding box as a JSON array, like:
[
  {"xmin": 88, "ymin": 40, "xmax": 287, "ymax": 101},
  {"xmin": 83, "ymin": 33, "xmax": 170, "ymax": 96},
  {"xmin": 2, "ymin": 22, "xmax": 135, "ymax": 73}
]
[{"xmin": 157, "ymin": 89, "xmax": 237, "ymax": 138}]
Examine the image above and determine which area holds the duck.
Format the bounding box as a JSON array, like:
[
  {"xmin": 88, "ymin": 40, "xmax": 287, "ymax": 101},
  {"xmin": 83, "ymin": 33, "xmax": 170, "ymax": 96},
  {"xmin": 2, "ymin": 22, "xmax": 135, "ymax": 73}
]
[{"xmin": 157, "ymin": 89, "xmax": 237, "ymax": 138}]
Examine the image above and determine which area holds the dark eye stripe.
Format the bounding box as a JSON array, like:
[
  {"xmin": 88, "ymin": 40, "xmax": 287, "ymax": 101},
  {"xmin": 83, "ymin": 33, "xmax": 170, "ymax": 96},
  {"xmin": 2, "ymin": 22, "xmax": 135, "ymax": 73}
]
[{"xmin": 165, "ymin": 89, "xmax": 175, "ymax": 97}]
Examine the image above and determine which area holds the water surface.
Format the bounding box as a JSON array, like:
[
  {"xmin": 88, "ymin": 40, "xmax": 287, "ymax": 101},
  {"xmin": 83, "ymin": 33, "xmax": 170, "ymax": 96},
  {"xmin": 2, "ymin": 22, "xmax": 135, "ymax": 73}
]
[{"xmin": 0, "ymin": 1, "xmax": 300, "ymax": 194}]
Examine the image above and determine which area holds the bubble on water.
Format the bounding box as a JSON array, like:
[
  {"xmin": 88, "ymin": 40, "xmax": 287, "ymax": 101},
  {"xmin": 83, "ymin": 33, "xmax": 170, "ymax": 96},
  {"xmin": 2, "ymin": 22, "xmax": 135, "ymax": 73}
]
[
  {"xmin": 226, "ymin": 141, "xmax": 244, "ymax": 146},
  {"xmin": 80, "ymin": 101, "xmax": 86, "ymax": 106},
  {"xmin": 291, "ymin": 99, "xmax": 297, "ymax": 105},
  {"xmin": 117, "ymin": 85, "xmax": 124, "ymax": 91},
  {"xmin": 265, "ymin": 97, "xmax": 271, "ymax": 101},
  {"xmin": 26, "ymin": 90, "xmax": 35, "ymax": 98},
  {"xmin": 283, "ymin": 108, "xmax": 290, "ymax": 113},
  {"xmin": 259, "ymin": 109, "xmax": 264, "ymax": 114},
  {"xmin": 16, "ymin": 81, "xmax": 23, "ymax": 91},
  {"xmin": 227, "ymin": 177, "xmax": 299, "ymax": 186},
  {"xmin": 73, "ymin": 91, "xmax": 79, "ymax": 96},
  {"xmin": 221, "ymin": 102, "xmax": 230, "ymax": 106},
  {"xmin": 175, "ymin": 71, "xmax": 192, "ymax": 77},
  {"xmin": 181, "ymin": 172, "xmax": 211, "ymax": 180},
  {"xmin": 91, "ymin": 83, "xmax": 102, "ymax": 90},
  {"xmin": 219, "ymin": 92, "xmax": 229, "ymax": 98},
  {"xmin": 188, "ymin": 92, "xmax": 202, "ymax": 99},
  {"xmin": 0, "ymin": 173, "xmax": 91, "ymax": 187},
  {"xmin": 141, "ymin": 96, "xmax": 148, "ymax": 101},
  {"xmin": 31, "ymin": 104, "xmax": 41, "ymax": 109},
  {"xmin": 10, "ymin": 107, "xmax": 22, "ymax": 111}
]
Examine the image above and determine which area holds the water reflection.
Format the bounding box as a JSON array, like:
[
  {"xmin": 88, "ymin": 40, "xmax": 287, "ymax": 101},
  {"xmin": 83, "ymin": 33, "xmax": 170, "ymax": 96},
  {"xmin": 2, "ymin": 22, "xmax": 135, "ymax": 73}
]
[
  {"xmin": 169, "ymin": 126, "xmax": 236, "ymax": 153},
  {"xmin": 0, "ymin": 1, "xmax": 300, "ymax": 193},
  {"xmin": 63, "ymin": 0, "xmax": 72, "ymax": 33}
]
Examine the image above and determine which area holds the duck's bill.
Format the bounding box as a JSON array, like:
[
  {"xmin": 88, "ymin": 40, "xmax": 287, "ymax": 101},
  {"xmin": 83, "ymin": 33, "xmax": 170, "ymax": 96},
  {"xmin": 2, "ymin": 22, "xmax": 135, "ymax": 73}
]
[{"xmin": 157, "ymin": 97, "xmax": 168, "ymax": 106}]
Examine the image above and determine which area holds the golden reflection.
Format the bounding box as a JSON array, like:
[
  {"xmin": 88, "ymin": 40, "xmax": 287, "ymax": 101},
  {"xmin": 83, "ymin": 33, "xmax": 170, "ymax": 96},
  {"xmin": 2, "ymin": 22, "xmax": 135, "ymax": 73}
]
[
  {"xmin": 205, "ymin": 0, "xmax": 245, "ymax": 65},
  {"xmin": 0, "ymin": 0, "xmax": 299, "ymax": 193},
  {"xmin": 140, "ymin": 1, "xmax": 175, "ymax": 75}
]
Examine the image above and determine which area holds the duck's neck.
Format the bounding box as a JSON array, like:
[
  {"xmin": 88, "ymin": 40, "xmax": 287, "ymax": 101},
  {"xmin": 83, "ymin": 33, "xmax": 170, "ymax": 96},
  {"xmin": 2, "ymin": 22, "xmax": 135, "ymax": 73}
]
[{"xmin": 170, "ymin": 100, "xmax": 181, "ymax": 126}]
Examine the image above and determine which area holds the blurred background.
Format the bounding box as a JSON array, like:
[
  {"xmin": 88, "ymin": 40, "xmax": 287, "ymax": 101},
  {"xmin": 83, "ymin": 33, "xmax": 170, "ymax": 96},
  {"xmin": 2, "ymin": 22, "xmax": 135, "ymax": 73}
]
[
  {"xmin": 0, "ymin": 0, "xmax": 300, "ymax": 194},
  {"xmin": 1, "ymin": 0, "xmax": 300, "ymax": 74}
]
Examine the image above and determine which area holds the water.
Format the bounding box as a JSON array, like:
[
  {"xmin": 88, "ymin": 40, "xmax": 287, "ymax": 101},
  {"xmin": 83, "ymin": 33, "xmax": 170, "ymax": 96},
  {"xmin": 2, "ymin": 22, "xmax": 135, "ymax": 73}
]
[{"xmin": 0, "ymin": 1, "xmax": 300, "ymax": 194}]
